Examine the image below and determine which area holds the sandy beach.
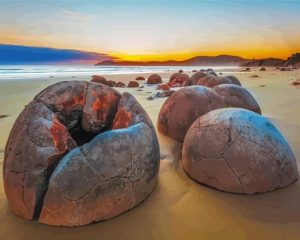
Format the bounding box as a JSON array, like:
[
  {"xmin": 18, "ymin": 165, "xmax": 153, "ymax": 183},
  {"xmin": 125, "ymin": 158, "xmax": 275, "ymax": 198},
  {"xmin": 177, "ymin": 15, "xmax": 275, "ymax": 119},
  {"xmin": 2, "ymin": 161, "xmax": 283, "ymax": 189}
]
[{"xmin": 1, "ymin": 68, "xmax": 300, "ymax": 239}]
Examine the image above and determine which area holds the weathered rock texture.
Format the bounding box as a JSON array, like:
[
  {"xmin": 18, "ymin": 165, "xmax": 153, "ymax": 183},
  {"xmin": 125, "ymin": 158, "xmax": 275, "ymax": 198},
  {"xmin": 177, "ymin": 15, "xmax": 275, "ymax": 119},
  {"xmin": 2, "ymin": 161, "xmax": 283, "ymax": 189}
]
[
  {"xmin": 182, "ymin": 108, "xmax": 298, "ymax": 194},
  {"xmin": 157, "ymin": 85, "xmax": 261, "ymax": 141},
  {"xmin": 4, "ymin": 81, "xmax": 160, "ymax": 227}
]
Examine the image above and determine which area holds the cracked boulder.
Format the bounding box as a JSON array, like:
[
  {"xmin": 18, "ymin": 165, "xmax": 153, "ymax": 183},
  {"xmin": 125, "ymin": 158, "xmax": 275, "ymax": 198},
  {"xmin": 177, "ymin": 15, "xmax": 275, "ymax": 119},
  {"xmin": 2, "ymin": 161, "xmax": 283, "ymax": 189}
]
[
  {"xmin": 157, "ymin": 85, "xmax": 261, "ymax": 141},
  {"xmin": 182, "ymin": 108, "xmax": 298, "ymax": 194},
  {"xmin": 4, "ymin": 81, "xmax": 160, "ymax": 226},
  {"xmin": 169, "ymin": 73, "xmax": 190, "ymax": 87}
]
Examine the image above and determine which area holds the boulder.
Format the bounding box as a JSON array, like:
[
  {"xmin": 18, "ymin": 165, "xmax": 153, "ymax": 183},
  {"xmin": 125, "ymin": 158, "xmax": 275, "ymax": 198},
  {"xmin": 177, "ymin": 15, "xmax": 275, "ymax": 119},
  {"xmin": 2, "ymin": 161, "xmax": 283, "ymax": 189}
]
[
  {"xmin": 147, "ymin": 74, "xmax": 162, "ymax": 84},
  {"xmin": 182, "ymin": 108, "xmax": 298, "ymax": 194},
  {"xmin": 190, "ymin": 71, "xmax": 208, "ymax": 85},
  {"xmin": 4, "ymin": 81, "xmax": 160, "ymax": 226},
  {"xmin": 196, "ymin": 75, "xmax": 220, "ymax": 87},
  {"xmin": 106, "ymin": 80, "xmax": 117, "ymax": 87},
  {"xmin": 169, "ymin": 73, "xmax": 190, "ymax": 87},
  {"xmin": 135, "ymin": 76, "xmax": 145, "ymax": 81},
  {"xmin": 157, "ymin": 86, "xmax": 223, "ymax": 141},
  {"xmin": 157, "ymin": 85, "xmax": 261, "ymax": 141},
  {"xmin": 116, "ymin": 82, "xmax": 126, "ymax": 88},
  {"xmin": 260, "ymin": 67, "xmax": 266, "ymax": 71},
  {"xmin": 127, "ymin": 81, "xmax": 139, "ymax": 88},
  {"xmin": 91, "ymin": 75, "xmax": 107, "ymax": 84}
]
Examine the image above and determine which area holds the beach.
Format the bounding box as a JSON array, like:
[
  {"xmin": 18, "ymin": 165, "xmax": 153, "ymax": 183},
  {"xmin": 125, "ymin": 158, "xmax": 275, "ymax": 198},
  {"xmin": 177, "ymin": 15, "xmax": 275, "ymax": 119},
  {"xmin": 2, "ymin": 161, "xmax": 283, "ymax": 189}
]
[{"xmin": 1, "ymin": 67, "xmax": 300, "ymax": 239}]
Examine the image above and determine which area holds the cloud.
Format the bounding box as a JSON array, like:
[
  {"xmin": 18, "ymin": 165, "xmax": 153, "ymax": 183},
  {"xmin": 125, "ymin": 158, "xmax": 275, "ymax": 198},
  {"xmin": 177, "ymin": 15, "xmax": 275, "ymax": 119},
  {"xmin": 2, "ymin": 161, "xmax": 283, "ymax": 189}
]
[{"xmin": 0, "ymin": 44, "xmax": 114, "ymax": 64}]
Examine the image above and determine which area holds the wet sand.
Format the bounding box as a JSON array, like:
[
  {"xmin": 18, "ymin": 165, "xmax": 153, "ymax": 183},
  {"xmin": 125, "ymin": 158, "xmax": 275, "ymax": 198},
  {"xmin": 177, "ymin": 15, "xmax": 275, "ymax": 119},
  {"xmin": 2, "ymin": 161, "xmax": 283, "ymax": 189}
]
[{"xmin": 1, "ymin": 68, "xmax": 300, "ymax": 239}]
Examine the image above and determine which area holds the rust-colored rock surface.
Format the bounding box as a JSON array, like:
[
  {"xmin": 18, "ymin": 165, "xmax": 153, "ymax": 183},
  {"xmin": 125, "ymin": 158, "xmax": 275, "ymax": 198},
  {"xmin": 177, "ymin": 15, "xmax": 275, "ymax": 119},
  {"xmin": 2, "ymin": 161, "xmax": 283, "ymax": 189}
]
[
  {"xmin": 157, "ymin": 85, "xmax": 261, "ymax": 141},
  {"xmin": 182, "ymin": 108, "xmax": 298, "ymax": 194},
  {"xmin": 4, "ymin": 81, "xmax": 160, "ymax": 227},
  {"xmin": 169, "ymin": 73, "xmax": 190, "ymax": 87}
]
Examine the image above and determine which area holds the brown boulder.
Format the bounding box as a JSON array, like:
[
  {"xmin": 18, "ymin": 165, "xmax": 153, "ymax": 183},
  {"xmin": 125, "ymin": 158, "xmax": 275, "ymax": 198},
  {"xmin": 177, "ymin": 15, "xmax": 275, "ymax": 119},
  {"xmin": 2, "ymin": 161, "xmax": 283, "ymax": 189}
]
[
  {"xmin": 157, "ymin": 85, "xmax": 261, "ymax": 141},
  {"xmin": 135, "ymin": 76, "xmax": 145, "ymax": 81},
  {"xmin": 147, "ymin": 74, "xmax": 162, "ymax": 84},
  {"xmin": 106, "ymin": 80, "xmax": 117, "ymax": 87},
  {"xmin": 157, "ymin": 86, "xmax": 223, "ymax": 141},
  {"xmin": 116, "ymin": 82, "xmax": 126, "ymax": 88},
  {"xmin": 127, "ymin": 81, "xmax": 139, "ymax": 88},
  {"xmin": 91, "ymin": 75, "xmax": 107, "ymax": 84},
  {"xmin": 190, "ymin": 71, "xmax": 208, "ymax": 85},
  {"xmin": 196, "ymin": 75, "xmax": 220, "ymax": 87},
  {"xmin": 182, "ymin": 108, "xmax": 298, "ymax": 194},
  {"xmin": 169, "ymin": 73, "xmax": 190, "ymax": 87}
]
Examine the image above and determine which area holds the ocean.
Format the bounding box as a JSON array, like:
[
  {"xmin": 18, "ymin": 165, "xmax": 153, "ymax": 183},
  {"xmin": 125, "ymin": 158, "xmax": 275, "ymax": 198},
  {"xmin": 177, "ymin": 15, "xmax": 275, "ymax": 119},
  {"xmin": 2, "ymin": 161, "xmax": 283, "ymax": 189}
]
[{"xmin": 0, "ymin": 65, "xmax": 239, "ymax": 81}]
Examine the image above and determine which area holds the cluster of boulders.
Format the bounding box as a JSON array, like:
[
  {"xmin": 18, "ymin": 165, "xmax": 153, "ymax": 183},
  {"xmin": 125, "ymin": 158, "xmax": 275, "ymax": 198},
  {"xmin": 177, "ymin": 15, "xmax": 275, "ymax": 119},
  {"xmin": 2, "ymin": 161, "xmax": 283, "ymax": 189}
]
[
  {"xmin": 158, "ymin": 84, "xmax": 298, "ymax": 194},
  {"xmin": 155, "ymin": 70, "xmax": 241, "ymax": 90},
  {"xmin": 4, "ymin": 81, "xmax": 160, "ymax": 227},
  {"xmin": 91, "ymin": 75, "xmax": 140, "ymax": 88}
]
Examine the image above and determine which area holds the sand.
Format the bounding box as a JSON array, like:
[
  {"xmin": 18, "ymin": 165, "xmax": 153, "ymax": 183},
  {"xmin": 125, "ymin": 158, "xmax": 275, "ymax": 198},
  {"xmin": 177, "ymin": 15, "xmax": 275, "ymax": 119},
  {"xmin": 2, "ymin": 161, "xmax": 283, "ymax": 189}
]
[{"xmin": 0, "ymin": 68, "xmax": 300, "ymax": 239}]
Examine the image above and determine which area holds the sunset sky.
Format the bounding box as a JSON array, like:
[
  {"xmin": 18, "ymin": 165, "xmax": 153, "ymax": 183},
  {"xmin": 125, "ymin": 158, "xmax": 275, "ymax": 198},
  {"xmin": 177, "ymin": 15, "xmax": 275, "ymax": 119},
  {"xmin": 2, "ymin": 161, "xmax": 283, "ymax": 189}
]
[{"xmin": 0, "ymin": 0, "xmax": 300, "ymax": 61}]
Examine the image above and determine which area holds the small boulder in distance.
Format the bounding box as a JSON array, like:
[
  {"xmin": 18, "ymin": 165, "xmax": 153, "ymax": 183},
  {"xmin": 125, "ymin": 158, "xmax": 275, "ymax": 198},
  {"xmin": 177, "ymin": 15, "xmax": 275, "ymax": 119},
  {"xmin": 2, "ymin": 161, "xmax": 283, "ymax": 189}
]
[
  {"xmin": 127, "ymin": 81, "xmax": 139, "ymax": 88},
  {"xmin": 147, "ymin": 74, "xmax": 163, "ymax": 84}
]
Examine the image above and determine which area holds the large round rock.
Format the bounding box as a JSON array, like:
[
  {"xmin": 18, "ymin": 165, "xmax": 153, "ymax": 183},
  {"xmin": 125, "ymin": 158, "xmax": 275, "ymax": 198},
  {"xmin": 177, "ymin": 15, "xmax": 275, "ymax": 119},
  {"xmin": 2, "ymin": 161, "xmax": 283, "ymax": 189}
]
[
  {"xmin": 157, "ymin": 85, "xmax": 261, "ymax": 141},
  {"xmin": 157, "ymin": 86, "xmax": 223, "ymax": 141},
  {"xmin": 4, "ymin": 81, "xmax": 160, "ymax": 226},
  {"xmin": 182, "ymin": 108, "xmax": 298, "ymax": 194},
  {"xmin": 147, "ymin": 74, "xmax": 162, "ymax": 84}
]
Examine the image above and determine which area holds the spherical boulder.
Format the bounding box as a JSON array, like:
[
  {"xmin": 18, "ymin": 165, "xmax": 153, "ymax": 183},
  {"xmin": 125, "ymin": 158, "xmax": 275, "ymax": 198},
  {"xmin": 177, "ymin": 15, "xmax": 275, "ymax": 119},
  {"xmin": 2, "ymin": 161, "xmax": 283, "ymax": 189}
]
[
  {"xmin": 4, "ymin": 81, "xmax": 160, "ymax": 226},
  {"xmin": 135, "ymin": 76, "xmax": 145, "ymax": 81},
  {"xmin": 147, "ymin": 74, "xmax": 162, "ymax": 84},
  {"xmin": 116, "ymin": 82, "xmax": 126, "ymax": 88},
  {"xmin": 91, "ymin": 75, "xmax": 107, "ymax": 84},
  {"xmin": 127, "ymin": 81, "xmax": 139, "ymax": 88},
  {"xmin": 157, "ymin": 85, "xmax": 261, "ymax": 141},
  {"xmin": 106, "ymin": 80, "xmax": 117, "ymax": 87},
  {"xmin": 182, "ymin": 108, "xmax": 298, "ymax": 194},
  {"xmin": 169, "ymin": 73, "xmax": 190, "ymax": 87},
  {"xmin": 196, "ymin": 75, "xmax": 220, "ymax": 87},
  {"xmin": 157, "ymin": 86, "xmax": 223, "ymax": 141},
  {"xmin": 190, "ymin": 71, "xmax": 208, "ymax": 85}
]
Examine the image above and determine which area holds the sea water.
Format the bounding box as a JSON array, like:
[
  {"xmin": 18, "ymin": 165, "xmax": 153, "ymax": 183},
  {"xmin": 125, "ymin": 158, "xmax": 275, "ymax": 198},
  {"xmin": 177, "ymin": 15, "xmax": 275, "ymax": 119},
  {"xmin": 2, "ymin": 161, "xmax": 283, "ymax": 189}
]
[{"xmin": 0, "ymin": 65, "xmax": 239, "ymax": 80}]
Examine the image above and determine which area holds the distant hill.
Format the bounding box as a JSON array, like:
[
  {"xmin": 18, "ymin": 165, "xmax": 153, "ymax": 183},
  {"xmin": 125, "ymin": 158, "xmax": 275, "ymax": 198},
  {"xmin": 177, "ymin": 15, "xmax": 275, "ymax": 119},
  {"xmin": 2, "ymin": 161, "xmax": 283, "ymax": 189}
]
[
  {"xmin": 240, "ymin": 53, "xmax": 300, "ymax": 68},
  {"xmin": 95, "ymin": 55, "xmax": 248, "ymax": 66},
  {"xmin": 240, "ymin": 58, "xmax": 285, "ymax": 67},
  {"xmin": 0, "ymin": 44, "xmax": 113, "ymax": 64}
]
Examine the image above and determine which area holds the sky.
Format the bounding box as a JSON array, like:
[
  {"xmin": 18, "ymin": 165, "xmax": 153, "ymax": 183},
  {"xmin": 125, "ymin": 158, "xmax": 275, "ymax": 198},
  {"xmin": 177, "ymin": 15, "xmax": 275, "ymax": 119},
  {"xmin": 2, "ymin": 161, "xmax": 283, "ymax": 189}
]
[{"xmin": 0, "ymin": 0, "xmax": 300, "ymax": 61}]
